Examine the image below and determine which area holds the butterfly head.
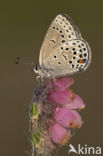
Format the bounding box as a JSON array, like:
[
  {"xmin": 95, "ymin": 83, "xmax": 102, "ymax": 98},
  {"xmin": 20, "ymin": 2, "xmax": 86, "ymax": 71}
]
[
  {"xmin": 33, "ymin": 65, "xmax": 48, "ymax": 78},
  {"xmin": 33, "ymin": 64, "xmax": 41, "ymax": 74},
  {"xmin": 33, "ymin": 64, "xmax": 55, "ymax": 78}
]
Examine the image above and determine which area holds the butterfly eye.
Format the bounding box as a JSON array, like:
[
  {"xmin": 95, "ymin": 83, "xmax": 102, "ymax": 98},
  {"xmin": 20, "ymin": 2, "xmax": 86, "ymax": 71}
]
[{"xmin": 35, "ymin": 65, "xmax": 38, "ymax": 71}]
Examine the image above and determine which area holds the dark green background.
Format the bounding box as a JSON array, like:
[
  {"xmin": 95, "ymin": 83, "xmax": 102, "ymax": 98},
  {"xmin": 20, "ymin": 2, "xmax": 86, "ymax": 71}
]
[{"xmin": 0, "ymin": 0, "xmax": 103, "ymax": 156}]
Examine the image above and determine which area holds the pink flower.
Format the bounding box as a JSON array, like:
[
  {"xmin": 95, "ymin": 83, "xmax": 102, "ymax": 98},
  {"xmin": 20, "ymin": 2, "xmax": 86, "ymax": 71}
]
[
  {"xmin": 49, "ymin": 122, "xmax": 71, "ymax": 145},
  {"xmin": 51, "ymin": 77, "xmax": 74, "ymax": 90},
  {"xmin": 47, "ymin": 89, "xmax": 72, "ymax": 106},
  {"xmin": 47, "ymin": 78, "xmax": 85, "ymax": 110},
  {"xmin": 71, "ymin": 110, "xmax": 83, "ymax": 128},
  {"xmin": 54, "ymin": 107, "xmax": 83, "ymax": 128},
  {"xmin": 31, "ymin": 77, "xmax": 86, "ymax": 156},
  {"xmin": 65, "ymin": 95, "xmax": 85, "ymax": 110}
]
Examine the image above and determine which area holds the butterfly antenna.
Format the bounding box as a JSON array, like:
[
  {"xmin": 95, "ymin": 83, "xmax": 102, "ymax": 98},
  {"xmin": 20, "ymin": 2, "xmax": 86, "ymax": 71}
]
[{"xmin": 15, "ymin": 57, "xmax": 35, "ymax": 65}]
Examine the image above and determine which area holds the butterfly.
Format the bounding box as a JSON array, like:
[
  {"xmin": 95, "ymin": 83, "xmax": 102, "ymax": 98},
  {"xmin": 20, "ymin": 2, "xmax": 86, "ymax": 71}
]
[{"xmin": 33, "ymin": 14, "xmax": 91, "ymax": 78}]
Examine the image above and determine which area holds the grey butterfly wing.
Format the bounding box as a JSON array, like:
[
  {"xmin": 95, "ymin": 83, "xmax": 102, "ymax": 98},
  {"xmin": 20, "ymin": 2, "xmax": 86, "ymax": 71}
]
[
  {"xmin": 39, "ymin": 14, "xmax": 81, "ymax": 66},
  {"xmin": 39, "ymin": 14, "xmax": 91, "ymax": 76},
  {"xmin": 43, "ymin": 39, "xmax": 91, "ymax": 76}
]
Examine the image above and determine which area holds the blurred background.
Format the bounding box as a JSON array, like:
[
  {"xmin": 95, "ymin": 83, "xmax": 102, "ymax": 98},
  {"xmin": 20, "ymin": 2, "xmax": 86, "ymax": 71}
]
[{"xmin": 0, "ymin": 0, "xmax": 103, "ymax": 156}]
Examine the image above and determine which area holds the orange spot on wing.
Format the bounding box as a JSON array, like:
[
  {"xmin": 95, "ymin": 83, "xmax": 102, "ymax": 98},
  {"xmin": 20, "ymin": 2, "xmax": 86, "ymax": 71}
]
[{"xmin": 79, "ymin": 59, "xmax": 83, "ymax": 63}]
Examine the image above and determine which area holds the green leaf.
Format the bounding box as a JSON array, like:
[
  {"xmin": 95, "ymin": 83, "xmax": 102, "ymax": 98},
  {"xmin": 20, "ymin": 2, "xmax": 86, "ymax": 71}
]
[
  {"xmin": 32, "ymin": 133, "xmax": 39, "ymax": 146},
  {"xmin": 31, "ymin": 103, "xmax": 38, "ymax": 119}
]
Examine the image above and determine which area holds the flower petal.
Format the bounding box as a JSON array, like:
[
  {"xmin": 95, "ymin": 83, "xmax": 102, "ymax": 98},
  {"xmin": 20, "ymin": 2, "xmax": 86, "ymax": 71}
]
[
  {"xmin": 51, "ymin": 78, "xmax": 74, "ymax": 90},
  {"xmin": 66, "ymin": 95, "xmax": 85, "ymax": 110},
  {"xmin": 49, "ymin": 123, "xmax": 71, "ymax": 145},
  {"xmin": 47, "ymin": 90, "xmax": 71, "ymax": 105},
  {"xmin": 54, "ymin": 108, "xmax": 83, "ymax": 128}
]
